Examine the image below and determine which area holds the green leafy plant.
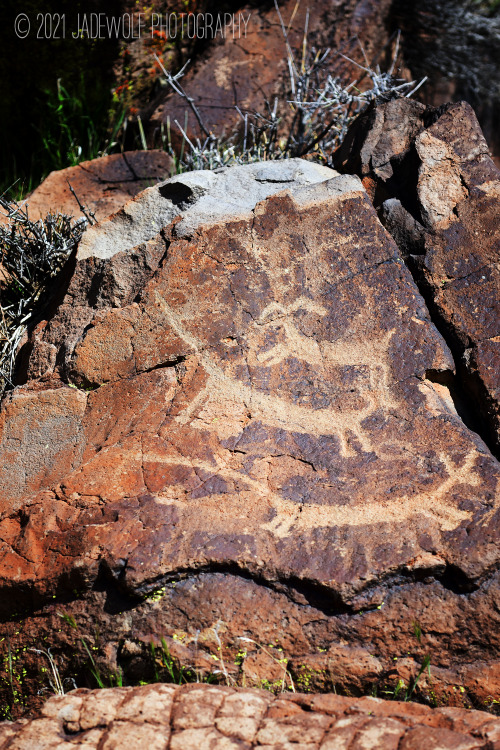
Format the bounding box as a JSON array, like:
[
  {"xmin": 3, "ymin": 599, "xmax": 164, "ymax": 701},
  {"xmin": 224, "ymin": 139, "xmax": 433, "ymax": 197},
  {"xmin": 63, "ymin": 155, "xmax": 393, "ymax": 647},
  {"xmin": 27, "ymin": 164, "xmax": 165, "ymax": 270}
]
[
  {"xmin": 381, "ymin": 621, "xmax": 432, "ymax": 703},
  {"xmin": 412, "ymin": 620, "xmax": 422, "ymax": 643},
  {"xmin": 406, "ymin": 654, "xmax": 432, "ymax": 702},
  {"xmin": 1, "ymin": 639, "xmax": 22, "ymax": 720},
  {"xmin": 237, "ymin": 637, "xmax": 296, "ymax": 694},
  {"xmin": 80, "ymin": 638, "xmax": 123, "ymax": 689},
  {"xmin": 56, "ymin": 613, "xmax": 123, "ymax": 689},
  {"xmin": 150, "ymin": 637, "xmax": 196, "ymax": 685},
  {"xmin": 38, "ymin": 76, "xmax": 127, "ymax": 174}
]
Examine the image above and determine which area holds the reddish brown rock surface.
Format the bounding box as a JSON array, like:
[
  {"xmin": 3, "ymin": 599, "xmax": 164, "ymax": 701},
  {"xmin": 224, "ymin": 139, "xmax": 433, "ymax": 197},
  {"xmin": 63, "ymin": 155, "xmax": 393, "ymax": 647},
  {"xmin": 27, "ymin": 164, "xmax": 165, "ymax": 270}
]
[
  {"xmin": 0, "ymin": 157, "xmax": 499, "ymax": 715},
  {"xmin": 145, "ymin": 0, "xmax": 394, "ymax": 144},
  {"xmin": 21, "ymin": 151, "xmax": 173, "ymax": 223},
  {"xmin": 2, "ymin": 684, "xmax": 500, "ymax": 749},
  {"xmin": 140, "ymin": 0, "xmax": 500, "ymax": 165},
  {"xmin": 334, "ymin": 98, "xmax": 500, "ymax": 455}
]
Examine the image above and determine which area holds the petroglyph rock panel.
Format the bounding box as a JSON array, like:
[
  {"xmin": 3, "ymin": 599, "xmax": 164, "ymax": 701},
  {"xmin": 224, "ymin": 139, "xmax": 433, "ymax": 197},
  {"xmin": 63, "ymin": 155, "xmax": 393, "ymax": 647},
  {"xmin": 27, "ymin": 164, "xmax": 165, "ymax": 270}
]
[{"xmin": 0, "ymin": 159, "xmax": 499, "ymax": 708}]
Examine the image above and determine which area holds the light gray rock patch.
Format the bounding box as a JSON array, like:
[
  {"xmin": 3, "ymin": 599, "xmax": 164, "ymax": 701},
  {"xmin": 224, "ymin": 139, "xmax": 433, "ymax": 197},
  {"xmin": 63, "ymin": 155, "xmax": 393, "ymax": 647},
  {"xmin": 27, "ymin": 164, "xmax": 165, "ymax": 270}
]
[{"xmin": 77, "ymin": 159, "xmax": 339, "ymax": 261}]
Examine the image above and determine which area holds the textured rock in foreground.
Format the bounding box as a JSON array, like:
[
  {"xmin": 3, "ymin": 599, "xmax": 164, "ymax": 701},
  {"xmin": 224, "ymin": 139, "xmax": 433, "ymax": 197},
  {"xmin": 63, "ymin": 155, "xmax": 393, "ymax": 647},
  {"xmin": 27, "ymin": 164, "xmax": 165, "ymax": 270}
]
[
  {"xmin": 0, "ymin": 158, "xmax": 499, "ymax": 713},
  {"xmin": 334, "ymin": 99, "xmax": 500, "ymax": 455},
  {"xmin": 2, "ymin": 684, "xmax": 500, "ymax": 749}
]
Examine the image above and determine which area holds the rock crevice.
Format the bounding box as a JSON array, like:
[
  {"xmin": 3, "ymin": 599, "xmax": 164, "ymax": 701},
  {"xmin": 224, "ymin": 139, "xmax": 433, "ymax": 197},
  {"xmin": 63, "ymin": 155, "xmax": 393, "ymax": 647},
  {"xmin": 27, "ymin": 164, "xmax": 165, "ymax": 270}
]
[{"xmin": 334, "ymin": 98, "xmax": 500, "ymax": 459}]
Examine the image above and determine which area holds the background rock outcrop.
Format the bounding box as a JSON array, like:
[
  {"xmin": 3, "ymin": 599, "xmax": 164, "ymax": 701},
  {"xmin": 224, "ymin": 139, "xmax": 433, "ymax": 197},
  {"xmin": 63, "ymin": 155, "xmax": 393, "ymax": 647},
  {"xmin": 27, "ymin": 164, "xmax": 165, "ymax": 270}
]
[
  {"xmin": 392, "ymin": 0, "xmax": 500, "ymax": 164},
  {"xmin": 144, "ymin": 0, "xmax": 394, "ymax": 146},
  {"xmin": 1, "ymin": 157, "xmax": 499, "ymax": 716},
  {"xmin": 142, "ymin": 0, "xmax": 500, "ymax": 163}
]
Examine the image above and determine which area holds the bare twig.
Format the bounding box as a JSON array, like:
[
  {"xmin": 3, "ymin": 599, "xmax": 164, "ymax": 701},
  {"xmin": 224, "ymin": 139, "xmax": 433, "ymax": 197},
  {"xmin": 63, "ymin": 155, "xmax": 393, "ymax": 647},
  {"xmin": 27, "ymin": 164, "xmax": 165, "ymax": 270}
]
[
  {"xmin": 67, "ymin": 181, "xmax": 96, "ymax": 225},
  {"xmin": 153, "ymin": 3, "xmax": 425, "ymax": 175},
  {"xmin": 154, "ymin": 53, "xmax": 212, "ymax": 139},
  {"xmin": 29, "ymin": 648, "xmax": 65, "ymax": 696}
]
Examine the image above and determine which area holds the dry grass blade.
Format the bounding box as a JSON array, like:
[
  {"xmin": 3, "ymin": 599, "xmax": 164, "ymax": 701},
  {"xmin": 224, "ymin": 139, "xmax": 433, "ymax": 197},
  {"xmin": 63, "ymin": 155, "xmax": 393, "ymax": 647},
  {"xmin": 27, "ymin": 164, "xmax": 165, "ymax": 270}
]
[
  {"xmin": 157, "ymin": 2, "xmax": 425, "ymax": 174},
  {"xmin": 0, "ymin": 195, "xmax": 87, "ymax": 396}
]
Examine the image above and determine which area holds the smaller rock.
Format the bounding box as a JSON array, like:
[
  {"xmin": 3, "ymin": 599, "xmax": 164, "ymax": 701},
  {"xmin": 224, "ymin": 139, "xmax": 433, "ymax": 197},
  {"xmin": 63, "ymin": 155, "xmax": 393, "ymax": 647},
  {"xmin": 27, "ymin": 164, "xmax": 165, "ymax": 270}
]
[{"xmin": 19, "ymin": 151, "xmax": 173, "ymax": 224}]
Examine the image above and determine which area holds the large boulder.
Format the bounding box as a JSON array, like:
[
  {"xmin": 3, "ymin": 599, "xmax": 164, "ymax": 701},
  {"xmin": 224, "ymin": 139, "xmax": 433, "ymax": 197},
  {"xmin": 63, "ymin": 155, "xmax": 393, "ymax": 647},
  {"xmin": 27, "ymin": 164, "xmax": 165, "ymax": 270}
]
[
  {"xmin": 2, "ymin": 683, "xmax": 500, "ymax": 749},
  {"xmin": 0, "ymin": 158, "xmax": 499, "ymax": 715}
]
